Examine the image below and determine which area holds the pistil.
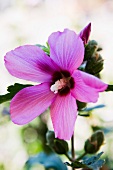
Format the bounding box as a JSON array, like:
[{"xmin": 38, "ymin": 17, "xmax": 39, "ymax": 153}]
[{"xmin": 50, "ymin": 78, "xmax": 67, "ymax": 94}]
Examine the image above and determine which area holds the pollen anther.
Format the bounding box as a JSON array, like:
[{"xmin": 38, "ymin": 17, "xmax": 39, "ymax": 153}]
[{"xmin": 50, "ymin": 79, "xmax": 67, "ymax": 94}]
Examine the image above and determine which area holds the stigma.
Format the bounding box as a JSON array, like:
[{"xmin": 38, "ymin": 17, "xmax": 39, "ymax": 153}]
[{"xmin": 50, "ymin": 79, "xmax": 67, "ymax": 94}]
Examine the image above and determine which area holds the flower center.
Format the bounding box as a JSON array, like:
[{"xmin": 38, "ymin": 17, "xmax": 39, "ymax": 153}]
[
  {"xmin": 50, "ymin": 70, "xmax": 75, "ymax": 96},
  {"xmin": 50, "ymin": 78, "xmax": 68, "ymax": 94}
]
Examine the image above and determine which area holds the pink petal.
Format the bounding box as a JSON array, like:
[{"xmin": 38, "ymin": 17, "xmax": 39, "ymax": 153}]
[
  {"xmin": 79, "ymin": 71, "xmax": 108, "ymax": 92},
  {"xmin": 71, "ymin": 70, "xmax": 99, "ymax": 103},
  {"xmin": 10, "ymin": 83, "xmax": 56, "ymax": 125},
  {"xmin": 4, "ymin": 45, "xmax": 59, "ymax": 83},
  {"xmin": 48, "ymin": 29, "xmax": 84, "ymax": 73},
  {"xmin": 50, "ymin": 94, "xmax": 77, "ymax": 140},
  {"xmin": 79, "ymin": 23, "xmax": 91, "ymax": 45}
]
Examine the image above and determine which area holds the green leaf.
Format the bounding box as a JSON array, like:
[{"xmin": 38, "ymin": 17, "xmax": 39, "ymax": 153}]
[
  {"xmin": 36, "ymin": 44, "xmax": 50, "ymax": 55},
  {"xmin": 78, "ymin": 104, "xmax": 105, "ymax": 117},
  {"xmin": 0, "ymin": 83, "xmax": 32, "ymax": 104},
  {"xmin": 78, "ymin": 113, "xmax": 90, "ymax": 117},
  {"xmin": 76, "ymin": 100, "xmax": 87, "ymax": 111},
  {"xmin": 83, "ymin": 152, "xmax": 103, "ymax": 165},
  {"xmin": 65, "ymin": 161, "xmax": 88, "ymax": 168},
  {"xmin": 105, "ymin": 85, "xmax": 113, "ymax": 91},
  {"xmin": 66, "ymin": 152, "xmax": 105, "ymax": 170},
  {"xmin": 88, "ymin": 159, "xmax": 105, "ymax": 170},
  {"xmin": 81, "ymin": 104, "xmax": 105, "ymax": 112},
  {"xmin": 83, "ymin": 152, "xmax": 105, "ymax": 170}
]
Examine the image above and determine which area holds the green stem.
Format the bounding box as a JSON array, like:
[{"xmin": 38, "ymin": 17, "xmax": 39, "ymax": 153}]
[
  {"xmin": 71, "ymin": 134, "xmax": 75, "ymax": 170},
  {"xmin": 65, "ymin": 153, "xmax": 73, "ymax": 162},
  {"xmin": 76, "ymin": 152, "xmax": 87, "ymax": 161}
]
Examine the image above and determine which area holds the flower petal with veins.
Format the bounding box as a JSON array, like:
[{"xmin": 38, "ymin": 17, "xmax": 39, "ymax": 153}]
[
  {"xmin": 48, "ymin": 29, "xmax": 84, "ymax": 73},
  {"xmin": 11, "ymin": 83, "xmax": 56, "ymax": 125},
  {"xmin": 5, "ymin": 45, "xmax": 60, "ymax": 83},
  {"xmin": 51, "ymin": 93, "xmax": 77, "ymax": 140}
]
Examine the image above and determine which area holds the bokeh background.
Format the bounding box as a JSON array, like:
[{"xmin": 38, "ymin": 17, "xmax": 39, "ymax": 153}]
[{"xmin": 0, "ymin": 0, "xmax": 113, "ymax": 169}]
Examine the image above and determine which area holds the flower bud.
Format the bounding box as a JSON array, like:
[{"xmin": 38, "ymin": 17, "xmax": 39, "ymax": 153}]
[
  {"xmin": 85, "ymin": 53, "xmax": 104, "ymax": 75},
  {"xmin": 84, "ymin": 130, "xmax": 104, "ymax": 154},
  {"xmin": 46, "ymin": 131, "xmax": 55, "ymax": 147},
  {"xmin": 84, "ymin": 40, "xmax": 98, "ymax": 61},
  {"xmin": 46, "ymin": 131, "xmax": 69, "ymax": 154},
  {"xmin": 53, "ymin": 138, "xmax": 69, "ymax": 154},
  {"xmin": 79, "ymin": 23, "xmax": 91, "ymax": 45}
]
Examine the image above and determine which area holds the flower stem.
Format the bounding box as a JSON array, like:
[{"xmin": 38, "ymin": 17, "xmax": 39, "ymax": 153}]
[
  {"xmin": 65, "ymin": 153, "xmax": 73, "ymax": 162},
  {"xmin": 71, "ymin": 133, "xmax": 75, "ymax": 170},
  {"xmin": 76, "ymin": 152, "xmax": 87, "ymax": 161}
]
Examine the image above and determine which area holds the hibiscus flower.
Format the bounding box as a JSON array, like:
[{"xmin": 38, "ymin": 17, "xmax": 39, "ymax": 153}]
[{"xmin": 4, "ymin": 28, "xmax": 107, "ymax": 140}]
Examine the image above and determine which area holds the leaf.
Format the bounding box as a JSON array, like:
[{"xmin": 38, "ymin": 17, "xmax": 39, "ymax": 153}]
[
  {"xmin": 83, "ymin": 152, "xmax": 105, "ymax": 170},
  {"xmin": 81, "ymin": 104, "xmax": 105, "ymax": 112},
  {"xmin": 78, "ymin": 113, "xmax": 90, "ymax": 117},
  {"xmin": 65, "ymin": 161, "xmax": 88, "ymax": 168},
  {"xmin": 105, "ymin": 85, "xmax": 113, "ymax": 92},
  {"xmin": 78, "ymin": 104, "xmax": 105, "ymax": 117},
  {"xmin": 25, "ymin": 152, "xmax": 67, "ymax": 170},
  {"xmin": 0, "ymin": 83, "xmax": 32, "ymax": 104},
  {"xmin": 88, "ymin": 159, "xmax": 105, "ymax": 170},
  {"xmin": 83, "ymin": 152, "xmax": 103, "ymax": 165},
  {"xmin": 66, "ymin": 152, "xmax": 105, "ymax": 170},
  {"xmin": 36, "ymin": 44, "xmax": 50, "ymax": 55}
]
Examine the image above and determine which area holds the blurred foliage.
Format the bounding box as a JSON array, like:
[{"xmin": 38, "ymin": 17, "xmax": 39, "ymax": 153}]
[
  {"xmin": 25, "ymin": 152, "xmax": 67, "ymax": 170},
  {"xmin": 0, "ymin": 83, "xmax": 32, "ymax": 104},
  {"xmin": 21, "ymin": 115, "xmax": 51, "ymax": 155},
  {"xmin": 0, "ymin": 164, "xmax": 5, "ymax": 170},
  {"xmin": 0, "ymin": 103, "xmax": 10, "ymax": 125},
  {"xmin": 66, "ymin": 152, "xmax": 105, "ymax": 169},
  {"xmin": 1, "ymin": 98, "xmax": 113, "ymax": 169}
]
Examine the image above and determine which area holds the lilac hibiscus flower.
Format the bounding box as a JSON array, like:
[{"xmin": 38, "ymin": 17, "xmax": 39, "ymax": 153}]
[{"xmin": 4, "ymin": 28, "xmax": 107, "ymax": 140}]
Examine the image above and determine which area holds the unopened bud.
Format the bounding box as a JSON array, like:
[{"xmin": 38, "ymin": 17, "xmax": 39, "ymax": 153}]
[
  {"xmin": 79, "ymin": 23, "xmax": 91, "ymax": 45},
  {"xmin": 53, "ymin": 138, "xmax": 69, "ymax": 154},
  {"xmin": 84, "ymin": 130, "xmax": 104, "ymax": 154},
  {"xmin": 85, "ymin": 53, "xmax": 104, "ymax": 75},
  {"xmin": 46, "ymin": 131, "xmax": 69, "ymax": 154},
  {"xmin": 84, "ymin": 40, "xmax": 98, "ymax": 61},
  {"xmin": 46, "ymin": 131, "xmax": 55, "ymax": 147}
]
